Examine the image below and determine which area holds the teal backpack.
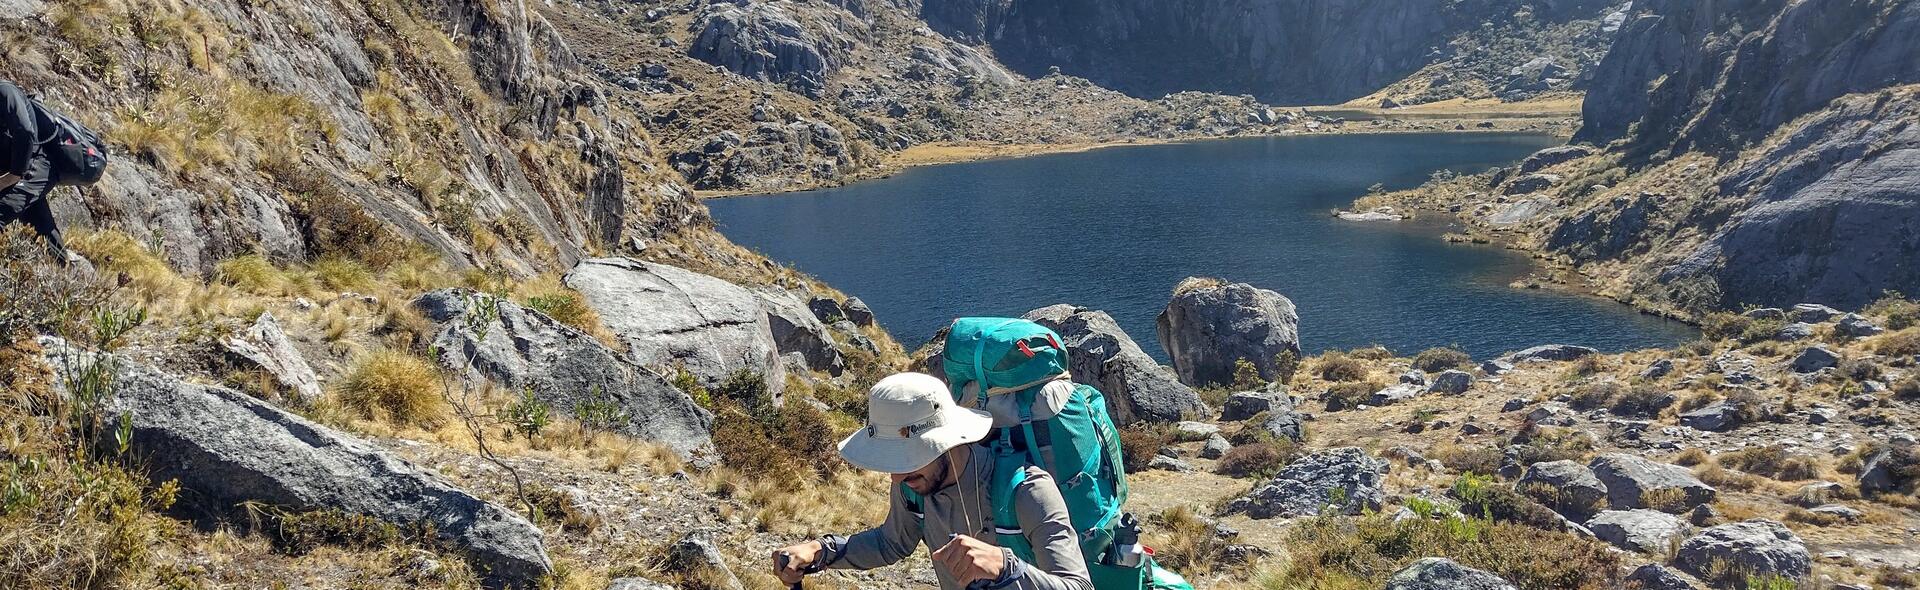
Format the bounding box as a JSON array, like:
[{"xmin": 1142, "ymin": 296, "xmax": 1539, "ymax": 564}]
[{"xmin": 903, "ymin": 317, "xmax": 1192, "ymax": 590}]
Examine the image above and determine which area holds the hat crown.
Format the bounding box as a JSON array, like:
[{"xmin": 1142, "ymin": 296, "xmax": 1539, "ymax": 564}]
[{"xmin": 866, "ymin": 373, "xmax": 950, "ymax": 429}]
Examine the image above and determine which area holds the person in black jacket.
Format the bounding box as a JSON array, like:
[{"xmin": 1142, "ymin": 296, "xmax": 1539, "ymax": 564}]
[{"xmin": 0, "ymin": 79, "xmax": 80, "ymax": 266}]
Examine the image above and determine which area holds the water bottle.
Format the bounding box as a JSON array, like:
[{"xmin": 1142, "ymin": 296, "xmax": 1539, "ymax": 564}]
[{"xmin": 1111, "ymin": 513, "xmax": 1146, "ymax": 568}]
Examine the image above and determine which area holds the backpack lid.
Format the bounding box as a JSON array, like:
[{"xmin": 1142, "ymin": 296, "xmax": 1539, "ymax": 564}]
[
  {"xmin": 941, "ymin": 317, "xmax": 1070, "ymax": 401},
  {"xmin": 959, "ymin": 378, "xmax": 1073, "ymax": 428}
]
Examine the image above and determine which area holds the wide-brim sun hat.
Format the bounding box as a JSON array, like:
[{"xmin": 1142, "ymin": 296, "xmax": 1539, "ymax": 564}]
[{"xmin": 838, "ymin": 372, "xmax": 993, "ymax": 474}]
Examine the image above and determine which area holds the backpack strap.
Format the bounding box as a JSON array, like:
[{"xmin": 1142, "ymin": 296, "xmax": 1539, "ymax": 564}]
[
  {"xmin": 988, "ymin": 455, "xmax": 1035, "ymax": 563},
  {"xmin": 899, "ymin": 483, "xmax": 926, "ymax": 522}
]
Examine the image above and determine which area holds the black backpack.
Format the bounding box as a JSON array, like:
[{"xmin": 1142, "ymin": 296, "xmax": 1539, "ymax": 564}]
[{"xmin": 31, "ymin": 98, "xmax": 107, "ymax": 187}]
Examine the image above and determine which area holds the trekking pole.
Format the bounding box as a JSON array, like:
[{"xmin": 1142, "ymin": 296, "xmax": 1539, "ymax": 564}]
[{"xmin": 776, "ymin": 551, "xmax": 803, "ymax": 590}]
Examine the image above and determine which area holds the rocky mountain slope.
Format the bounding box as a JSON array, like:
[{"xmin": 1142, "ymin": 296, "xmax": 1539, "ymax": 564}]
[
  {"xmin": 921, "ymin": 0, "xmax": 1623, "ymax": 105},
  {"xmin": 1360, "ymin": 0, "xmax": 1920, "ymax": 316}
]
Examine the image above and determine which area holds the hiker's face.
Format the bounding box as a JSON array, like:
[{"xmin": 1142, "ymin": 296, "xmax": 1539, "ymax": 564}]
[{"xmin": 891, "ymin": 451, "xmax": 948, "ymax": 495}]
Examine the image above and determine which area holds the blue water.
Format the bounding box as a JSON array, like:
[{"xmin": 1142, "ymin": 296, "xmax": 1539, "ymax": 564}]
[{"xmin": 708, "ymin": 133, "xmax": 1697, "ymax": 360}]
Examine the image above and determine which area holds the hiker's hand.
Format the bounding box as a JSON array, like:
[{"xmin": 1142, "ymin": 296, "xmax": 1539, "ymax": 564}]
[
  {"xmin": 933, "ymin": 534, "xmax": 1005, "ymax": 585},
  {"xmin": 772, "ymin": 540, "xmax": 823, "ymax": 585}
]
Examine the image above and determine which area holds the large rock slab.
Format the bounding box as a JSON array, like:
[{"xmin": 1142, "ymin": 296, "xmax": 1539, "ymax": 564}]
[
  {"xmin": 1517, "ymin": 145, "xmax": 1596, "ymax": 174},
  {"xmin": 1589, "ymin": 453, "xmax": 1717, "ymax": 512},
  {"xmin": 1024, "ymin": 304, "xmax": 1207, "ymax": 424},
  {"xmin": 1223, "ymin": 447, "xmax": 1386, "ymax": 519},
  {"xmin": 39, "ymin": 337, "xmax": 552, "ymax": 588},
  {"xmin": 1586, "ymin": 509, "xmax": 1693, "ymax": 554},
  {"xmin": 1220, "ymin": 391, "xmax": 1285, "ymax": 422},
  {"xmin": 415, "ymin": 289, "xmax": 714, "ymax": 456},
  {"xmin": 1385, "ymin": 557, "xmax": 1517, "ymax": 590},
  {"xmin": 754, "ymin": 288, "xmax": 847, "ymax": 376},
  {"xmin": 688, "ymin": 3, "xmax": 842, "ymax": 89},
  {"xmin": 564, "ymin": 258, "xmax": 785, "ymax": 401},
  {"xmin": 219, "ymin": 312, "xmax": 322, "ymax": 403},
  {"xmin": 1674, "ymin": 520, "xmax": 1812, "ymax": 581},
  {"xmin": 1155, "ymin": 278, "xmax": 1301, "ymax": 388}
]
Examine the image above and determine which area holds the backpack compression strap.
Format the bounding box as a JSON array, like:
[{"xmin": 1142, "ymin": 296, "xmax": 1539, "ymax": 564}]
[{"xmin": 988, "ymin": 458, "xmax": 1035, "ymax": 562}]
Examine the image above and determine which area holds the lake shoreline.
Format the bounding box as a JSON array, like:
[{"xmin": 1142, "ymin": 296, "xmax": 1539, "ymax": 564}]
[
  {"xmin": 707, "ymin": 131, "xmax": 1697, "ymax": 358},
  {"xmin": 698, "ymin": 110, "xmax": 1579, "ymax": 200}
]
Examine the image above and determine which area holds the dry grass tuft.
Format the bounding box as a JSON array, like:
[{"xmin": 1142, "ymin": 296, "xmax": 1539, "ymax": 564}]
[{"xmin": 335, "ymin": 349, "xmax": 447, "ymax": 428}]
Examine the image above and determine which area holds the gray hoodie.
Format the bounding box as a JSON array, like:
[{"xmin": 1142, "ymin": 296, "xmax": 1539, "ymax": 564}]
[{"xmin": 824, "ymin": 444, "xmax": 1093, "ymax": 590}]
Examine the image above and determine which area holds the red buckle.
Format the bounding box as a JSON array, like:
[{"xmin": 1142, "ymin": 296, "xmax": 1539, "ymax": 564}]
[{"xmin": 1016, "ymin": 340, "xmax": 1034, "ymax": 358}]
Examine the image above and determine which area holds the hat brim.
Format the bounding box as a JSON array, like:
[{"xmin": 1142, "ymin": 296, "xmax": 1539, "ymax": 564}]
[{"xmin": 837, "ymin": 406, "xmax": 993, "ymax": 474}]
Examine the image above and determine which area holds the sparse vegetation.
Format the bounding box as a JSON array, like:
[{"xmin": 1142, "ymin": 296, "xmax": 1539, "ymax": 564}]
[
  {"xmin": 1271, "ymin": 502, "xmax": 1620, "ymax": 589},
  {"xmin": 1217, "ymin": 442, "xmax": 1299, "ymax": 479},
  {"xmin": 1314, "ymin": 351, "xmax": 1369, "ymax": 382},
  {"xmin": 1411, "ymin": 346, "xmax": 1472, "ymax": 373},
  {"xmin": 1717, "ymin": 445, "xmax": 1822, "ymax": 481},
  {"xmin": 1119, "ymin": 424, "xmax": 1174, "ymax": 473}
]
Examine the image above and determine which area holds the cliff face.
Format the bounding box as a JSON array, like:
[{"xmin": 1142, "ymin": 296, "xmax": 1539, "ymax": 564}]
[
  {"xmin": 1577, "ymin": 0, "xmax": 1920, "ymax": 156},
  {"xmin": 920, "ymin": 0, "xmax": 1618, "ymax": 104},
  {"xmin": 1393, "ymin": 0, "xmax": 1920, "ymax": 313}
]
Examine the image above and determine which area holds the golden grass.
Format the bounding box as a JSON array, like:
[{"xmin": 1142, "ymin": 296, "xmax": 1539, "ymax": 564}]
[{"xmin": 335, "ymin": 349, "xmax": 447, "ymax": 428}]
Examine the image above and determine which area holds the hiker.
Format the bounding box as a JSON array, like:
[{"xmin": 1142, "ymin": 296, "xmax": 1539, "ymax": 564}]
[
  {"xmin": 1, "ymin": 79, "xmax": 107, "ymax": 266},
  {"xmin": 771, "ymin": 371, "xmax": 1094, "ymax": 590}
]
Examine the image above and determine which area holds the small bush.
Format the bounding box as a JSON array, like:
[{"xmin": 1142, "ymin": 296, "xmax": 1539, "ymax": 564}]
[
  {"xmin": 1671, "ymin": 448, "xmax": 1711, "ymax": 466},
  {"xmin": 1718, "ymin": 445, "xmax": 1822, "ymax": 481},
  {"xmin": 500, "ymin": 388, "xmax": 551, "ymax": 442},
  {"xmin": 1348, "ymin": 345, "xmax": 1395, "ymax": 360},
  {"xmin": 1323, "ymin": 381, "xmax": 1379, "ymax": 411},
  {"xmin": 1148, "ymin": 505, "xmax": 1233, "ymax": 575},
  {"xmin": 1739, "ymin": 318, "xmax": 1786, "ymax": 345},
  {"xmin": 1839, "ymin": 357, "xmax": 1883, "ymax": 382},
  {"xmin": 1217, "ymin": 442, "xmax": 1298, "ymax": 479},
  {"xmin": 710, "ymin": 392, "xmax": 846, "ymax": 481},
  {"xmin": 1275, "ymin": 502, "xmax": 1620, "ymax": 589},
  {"xmin": 1877, "ymin": 330, "xmax": 1920, "ymax": 358},
  {"xmin": 1783, "ymin": 507, "xmax": 1843, "ymax": 527},
  {"xmin": 1636, "ymin": 488, "xmax": 1692, "ymax": 512},
  {"xmin": 1119, "ymin": 425, "xmax": 1172, "ymax": 474},
  {"xmin": 1701, "ymin": 313, "xmax": 1752, "ymax": 341},
  {"xmin": 1315, "ymin": 352, "xmax": 1369, "ymax": 382},
  {"xmin": 1895, "ymin": 377, "xmax": 1920, "ymax": 400},
  {"xmin": 337, "ymin": 349, "xmax": 446, "ymax": 427},
  {"xmin": 1611, "ymin": 384, "xmax": 1672, "ymax": 417},
  {"xmin": 1866, "ymin": 291, "xmax": 1920, "ymax": 330},
  {"xmin": 1432, "ymin": 443, "xmax": 1503, "ymax": 476},
  {"xmin": 1452, "ymin": 474, "xmax": 1567, "ymax": 531},
  {"xmin": 1412, "ymin": 346, "xmax": 1473, "ymax": 373},
  {"xmin": 1271, "ymin": 349, "xmax": 1301, "ymax": 384},
  {"xmin": 1511, "ymin": 428, "xmax": 1596, "ymax": 466},
  {"xmin": 1231, "ymin": 358, "xmax": 1266, "ymax": 390},
  {"xmin": 244, "ymin": 504, "xmax": 406, "ymax": 556},
  {"xmin": 1568, "ymin": 380, "xmax": 1623, "ymax": 410}
]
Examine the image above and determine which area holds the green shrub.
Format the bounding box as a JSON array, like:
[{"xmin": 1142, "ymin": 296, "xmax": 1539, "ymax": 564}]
[
  {"xmin": 1451, "ymin": 474, "xmax": 1566, "ymax": 531},
  {"xmin": 1866, "ymin": 291, "xmax": 1920, "ymax": 330},
  {"xmin": 243, "ymin": 504, "xmax": 406, "ymax": 556},
  {"xmin": 1348, "ymin": 345, "xmax": 1395, "ymax": 360},
  {"xmin": 710, "ymin": 391, "xmax": 846, "ymax": 481},
  {"xmin": 1231, "ymin": 358, "xmax": 1266, "ymax": 390},
  {"xmin": 1271, "ymin": 349, "xmax": 1301, "ymax": 384},
  {"xmin": 1877, "ymin": 330, "xmax": 1920, "ymax": 358},
  {"xmin": 1431, "ymin": 444, "xmax": 1503, "ymax": 477},
  {"xmin": 523, "ymin": 292, "xmax": 602, "ymax": 334},
  {"xmin": 1411, "ymin": 346, "xmax": 1472, "ymax": 373},
  {"xmin": 1273, "ymin": 505, "xmax": 1620, "ymax": 589},
  {"xmin": 500, "ymin": 388, "xmax": 551, "ymax": 442}
]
